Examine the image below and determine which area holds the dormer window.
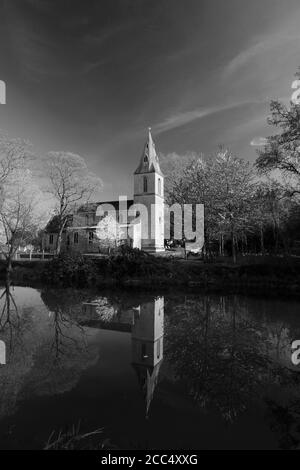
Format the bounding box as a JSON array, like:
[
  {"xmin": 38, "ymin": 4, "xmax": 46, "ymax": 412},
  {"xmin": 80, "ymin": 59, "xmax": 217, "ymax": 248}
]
[{"xmin": 144, "ymin": 155, "xmax": 148, "ymax": 163}]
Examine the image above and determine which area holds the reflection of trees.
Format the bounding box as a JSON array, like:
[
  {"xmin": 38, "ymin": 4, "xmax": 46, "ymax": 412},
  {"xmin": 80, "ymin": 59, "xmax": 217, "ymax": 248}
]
[
  {"xmin": 50, "ymin": 309, "xmax": 85, "ymax": 365},
  {"xmin": 39, "ymin": 289, "xmax": 93, "ymax": 366},
  {"xmin": 0, "ymin": 281, "xmax": 22, "ymax": 358},
  {"xmin": 40, "ymin": 289, "xmax": 90, "ymax": 319},
  {"xmin": 0, "ymin": 282, "xmax": 18, "ymax": 328},
  {"xmin": 0, "ymin": 287, "xmax": 99, "ymax": 420},
  {"xmin": 0, "ymin": 282, "xmax": 35, "ymax": 419},
  {"xmin": 165, "ymin": 295, "xmax": 296, "ymax": 421},
  {"xmin": 13, "ymin": 288, "xmax": 100, "ymax": 400}
]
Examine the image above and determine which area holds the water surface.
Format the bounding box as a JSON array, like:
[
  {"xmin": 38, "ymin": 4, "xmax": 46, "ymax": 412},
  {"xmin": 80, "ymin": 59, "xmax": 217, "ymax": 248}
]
[{"xmin": 0, "ymin": 286, "xmax": 299, "ymax": 450}]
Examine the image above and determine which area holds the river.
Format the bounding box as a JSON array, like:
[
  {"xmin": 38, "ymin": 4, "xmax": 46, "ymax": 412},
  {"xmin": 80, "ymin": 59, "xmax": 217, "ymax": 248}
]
[{"xmin": 0, "ymin": 286, "xmax": 299, "ymax": 450}]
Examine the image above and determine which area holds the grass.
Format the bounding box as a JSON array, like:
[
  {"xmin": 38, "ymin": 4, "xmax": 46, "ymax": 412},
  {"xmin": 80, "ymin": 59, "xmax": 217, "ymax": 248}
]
[{"xmin": 45, "ymin": 423, "xmax": 108, "ymax": 450}]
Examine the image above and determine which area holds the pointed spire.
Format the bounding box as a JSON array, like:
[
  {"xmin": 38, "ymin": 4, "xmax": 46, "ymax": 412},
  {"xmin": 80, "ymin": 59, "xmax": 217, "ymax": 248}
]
[
  {"xmin": 134, "ymin": 128, "xmax": 163, "ymax": 176},
  {"xmin": 132, "ymin": 363, "xmax": 162, "ymax": 419}
]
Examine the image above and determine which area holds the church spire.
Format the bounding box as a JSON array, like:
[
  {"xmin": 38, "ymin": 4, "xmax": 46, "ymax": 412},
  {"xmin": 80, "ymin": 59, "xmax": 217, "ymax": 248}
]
[{"xmin": 134, "ymin": 128, "xmax": 163, "ymax": 176}]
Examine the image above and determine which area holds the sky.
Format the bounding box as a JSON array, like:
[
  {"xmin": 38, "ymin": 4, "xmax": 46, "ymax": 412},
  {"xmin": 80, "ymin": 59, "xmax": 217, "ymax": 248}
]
[{"xmin": 0, "ymin": 0, "xmax": 300, "ymax": 200}]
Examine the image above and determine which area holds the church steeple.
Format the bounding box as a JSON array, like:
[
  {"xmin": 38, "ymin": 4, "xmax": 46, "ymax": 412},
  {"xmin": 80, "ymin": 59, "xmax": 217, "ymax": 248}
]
[
  {"xmin": 133, "ymin": 128, "xmax": 165, "ymax": 252},
  {"xmin": 134, "ymin": 128, "xmax": 163, "ymax": 176}
]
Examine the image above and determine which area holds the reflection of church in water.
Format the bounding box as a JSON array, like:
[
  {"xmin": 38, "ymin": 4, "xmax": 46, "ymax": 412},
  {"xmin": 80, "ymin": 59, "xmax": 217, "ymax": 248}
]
[
  {"xmin": 131, "ymin": 297, "xmax": 164, "ymax": 417},
  {"xmin": 82, "ymin": 296, "xmax": 164, "ymax": 417}
]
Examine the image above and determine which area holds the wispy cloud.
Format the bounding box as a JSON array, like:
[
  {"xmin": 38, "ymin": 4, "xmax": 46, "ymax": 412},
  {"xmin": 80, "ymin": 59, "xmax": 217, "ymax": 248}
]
[
  {"xmin": 83, "ymin": 22, "xmax": 134, "ymax": 47},
  {"xmin": 250, "ymin": 136, "xmax": 268, "ymax": 146},
  {"xmin": 224, "ymin": 34, "xmax": 300, "ymax": 78},
  {"xmin": 223, "ymin": 8, "xmax": 300, "ymax": 79},
  {"xmin": 153, "ymin": 100, "xmax": 261, "ymax": 134}
]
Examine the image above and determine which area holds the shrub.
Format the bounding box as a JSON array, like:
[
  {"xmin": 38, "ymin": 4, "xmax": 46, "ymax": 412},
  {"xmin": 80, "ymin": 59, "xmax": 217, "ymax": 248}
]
[
  {"xmin": 42, "ymin": 252, "xmax": 97, "ymax": 286},
  {"xmin": 106, "ymin": 245, "xmax": 170, "ymax": 279}
]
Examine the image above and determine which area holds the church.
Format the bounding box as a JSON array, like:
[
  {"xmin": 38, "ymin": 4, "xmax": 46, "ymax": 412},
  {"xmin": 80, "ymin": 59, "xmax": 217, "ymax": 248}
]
[{"xmin": 43, "ymin": 129, "xmax": 165, "ymax": 254}]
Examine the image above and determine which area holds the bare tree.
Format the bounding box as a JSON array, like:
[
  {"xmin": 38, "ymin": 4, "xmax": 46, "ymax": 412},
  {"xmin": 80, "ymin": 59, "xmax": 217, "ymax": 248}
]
[
  {"xmin": 0, "ymin": 135, "xmax": 30, "ymax": 186},
  {"xmin": 44, "ymin": 152, "xmax": 102, "ymax": 254},
  {"xmin": 0, "ymin": 169, "xmax": 46, "ymax": 280},
  {"xmin": 0, "ymin": 136, "xmax": 45, "ymax": 279}
]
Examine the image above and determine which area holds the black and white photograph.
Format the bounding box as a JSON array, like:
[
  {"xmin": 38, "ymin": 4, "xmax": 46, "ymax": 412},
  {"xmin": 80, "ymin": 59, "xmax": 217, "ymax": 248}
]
[{"xmin": 0, "ymin": 0, "xmax": 300, "ymax": 455}]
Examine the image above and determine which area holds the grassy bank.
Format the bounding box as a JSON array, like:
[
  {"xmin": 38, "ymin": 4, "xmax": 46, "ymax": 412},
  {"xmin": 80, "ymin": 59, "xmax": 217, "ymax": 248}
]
[{"xmin": 1, "ymin": 249, "xmax": 300, "ymax": 297}]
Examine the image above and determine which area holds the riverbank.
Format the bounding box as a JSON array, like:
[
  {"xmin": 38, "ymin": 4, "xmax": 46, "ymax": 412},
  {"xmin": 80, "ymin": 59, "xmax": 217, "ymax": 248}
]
[{"xmin": 1, "ymin": 251, "xmax": 300, "ymax": 297}]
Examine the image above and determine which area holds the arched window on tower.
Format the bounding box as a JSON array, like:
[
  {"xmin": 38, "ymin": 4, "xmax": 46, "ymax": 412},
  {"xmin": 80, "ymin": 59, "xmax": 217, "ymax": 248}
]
[
  {"xmin": 158, "ymin": 178, "xmax": 161, "ymax": 195},
  {"xmin": 143, "ymin": 176, "xmax": 148, "ymax": 193}
]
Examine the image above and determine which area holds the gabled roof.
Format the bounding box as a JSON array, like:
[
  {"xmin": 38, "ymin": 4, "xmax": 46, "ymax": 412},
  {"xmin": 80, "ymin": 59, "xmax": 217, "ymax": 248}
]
[
  {"xmin": 77, "ymin": 199, "xmax": 134, "ymax": 213},
  {"xmin": 44, "ymin": 214, "xmax": 73, "ymax": 233},
  {"xmin": 134, "ymin": 128, "xmax": 163, "ymax": 176}
]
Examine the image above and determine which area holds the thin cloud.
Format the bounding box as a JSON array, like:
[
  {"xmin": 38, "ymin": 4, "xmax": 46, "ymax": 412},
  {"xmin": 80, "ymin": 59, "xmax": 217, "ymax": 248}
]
[
  {"xmin": 153, "ymin": 100, "xmax": 260, "ymax": 134},
  {"xmin": 223, "ymin": 7, "xmax": 300, "ymax": 79},
  {"xmin": 250, "ymin": 137, "xmax": 268, "ymax": 146},
  {"xmin": 83, "ymin": 22, "xmax": 134, "ymax": 47},
  {"xmin": 224, "ymin": 34, "xmax": 300, "ymax": 78}
]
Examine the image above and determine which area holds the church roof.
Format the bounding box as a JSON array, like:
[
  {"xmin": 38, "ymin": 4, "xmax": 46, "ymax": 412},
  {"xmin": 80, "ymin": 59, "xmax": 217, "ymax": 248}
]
[
  {"xmin": 77, "ymin": 199, "xmax": 134, "ymax": 213},
  {"xmin": 134, "ymin": 128, "xmax": 163, "ymax": 176}
]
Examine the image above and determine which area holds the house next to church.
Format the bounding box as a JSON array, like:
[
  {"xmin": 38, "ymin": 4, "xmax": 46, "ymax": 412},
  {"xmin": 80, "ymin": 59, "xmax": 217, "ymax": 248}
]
[{"xmin": 43, "ymin": 129, "xmax": 165, "ymax": 254}]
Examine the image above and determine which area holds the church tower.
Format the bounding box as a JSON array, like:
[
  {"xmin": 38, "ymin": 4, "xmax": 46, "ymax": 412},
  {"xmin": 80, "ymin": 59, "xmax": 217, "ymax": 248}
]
[{"xmin": 134, "ymin": 128, "xmax": 164, "ymax": 252}]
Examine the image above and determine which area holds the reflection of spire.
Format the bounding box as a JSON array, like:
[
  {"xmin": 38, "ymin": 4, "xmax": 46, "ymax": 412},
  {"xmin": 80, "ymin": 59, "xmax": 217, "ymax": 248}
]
[{"xmin": 131, "ymin": 296, "xmax": 164, "ymax": 418}]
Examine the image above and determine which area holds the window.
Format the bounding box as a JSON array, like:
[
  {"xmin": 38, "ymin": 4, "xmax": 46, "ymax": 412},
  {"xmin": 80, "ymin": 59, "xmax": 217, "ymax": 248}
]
[
  {"xmin": 143, "ymin": 176, "xmax": 148, "ymax": 193},
  {"xmin": 144, "ymin": 155, "xmax": 148, "ymax": 163},
  {"xmin": 49, "ymin": 234, "xmax": 53, "ymax": 245},
  {"xmin": 74, "ymin": 232, "xmax": 79, "ymax": 244},
  {"xmin": 158, "ymin": 178, "xmax": 161, "ymax": 195},
  {"xmin": 88, "ymin": 231, "xmax": 93, "ymax": 244},
  {"xmin": 67, "ymin": 235, "xmax": 70, "ymax": 246}
]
